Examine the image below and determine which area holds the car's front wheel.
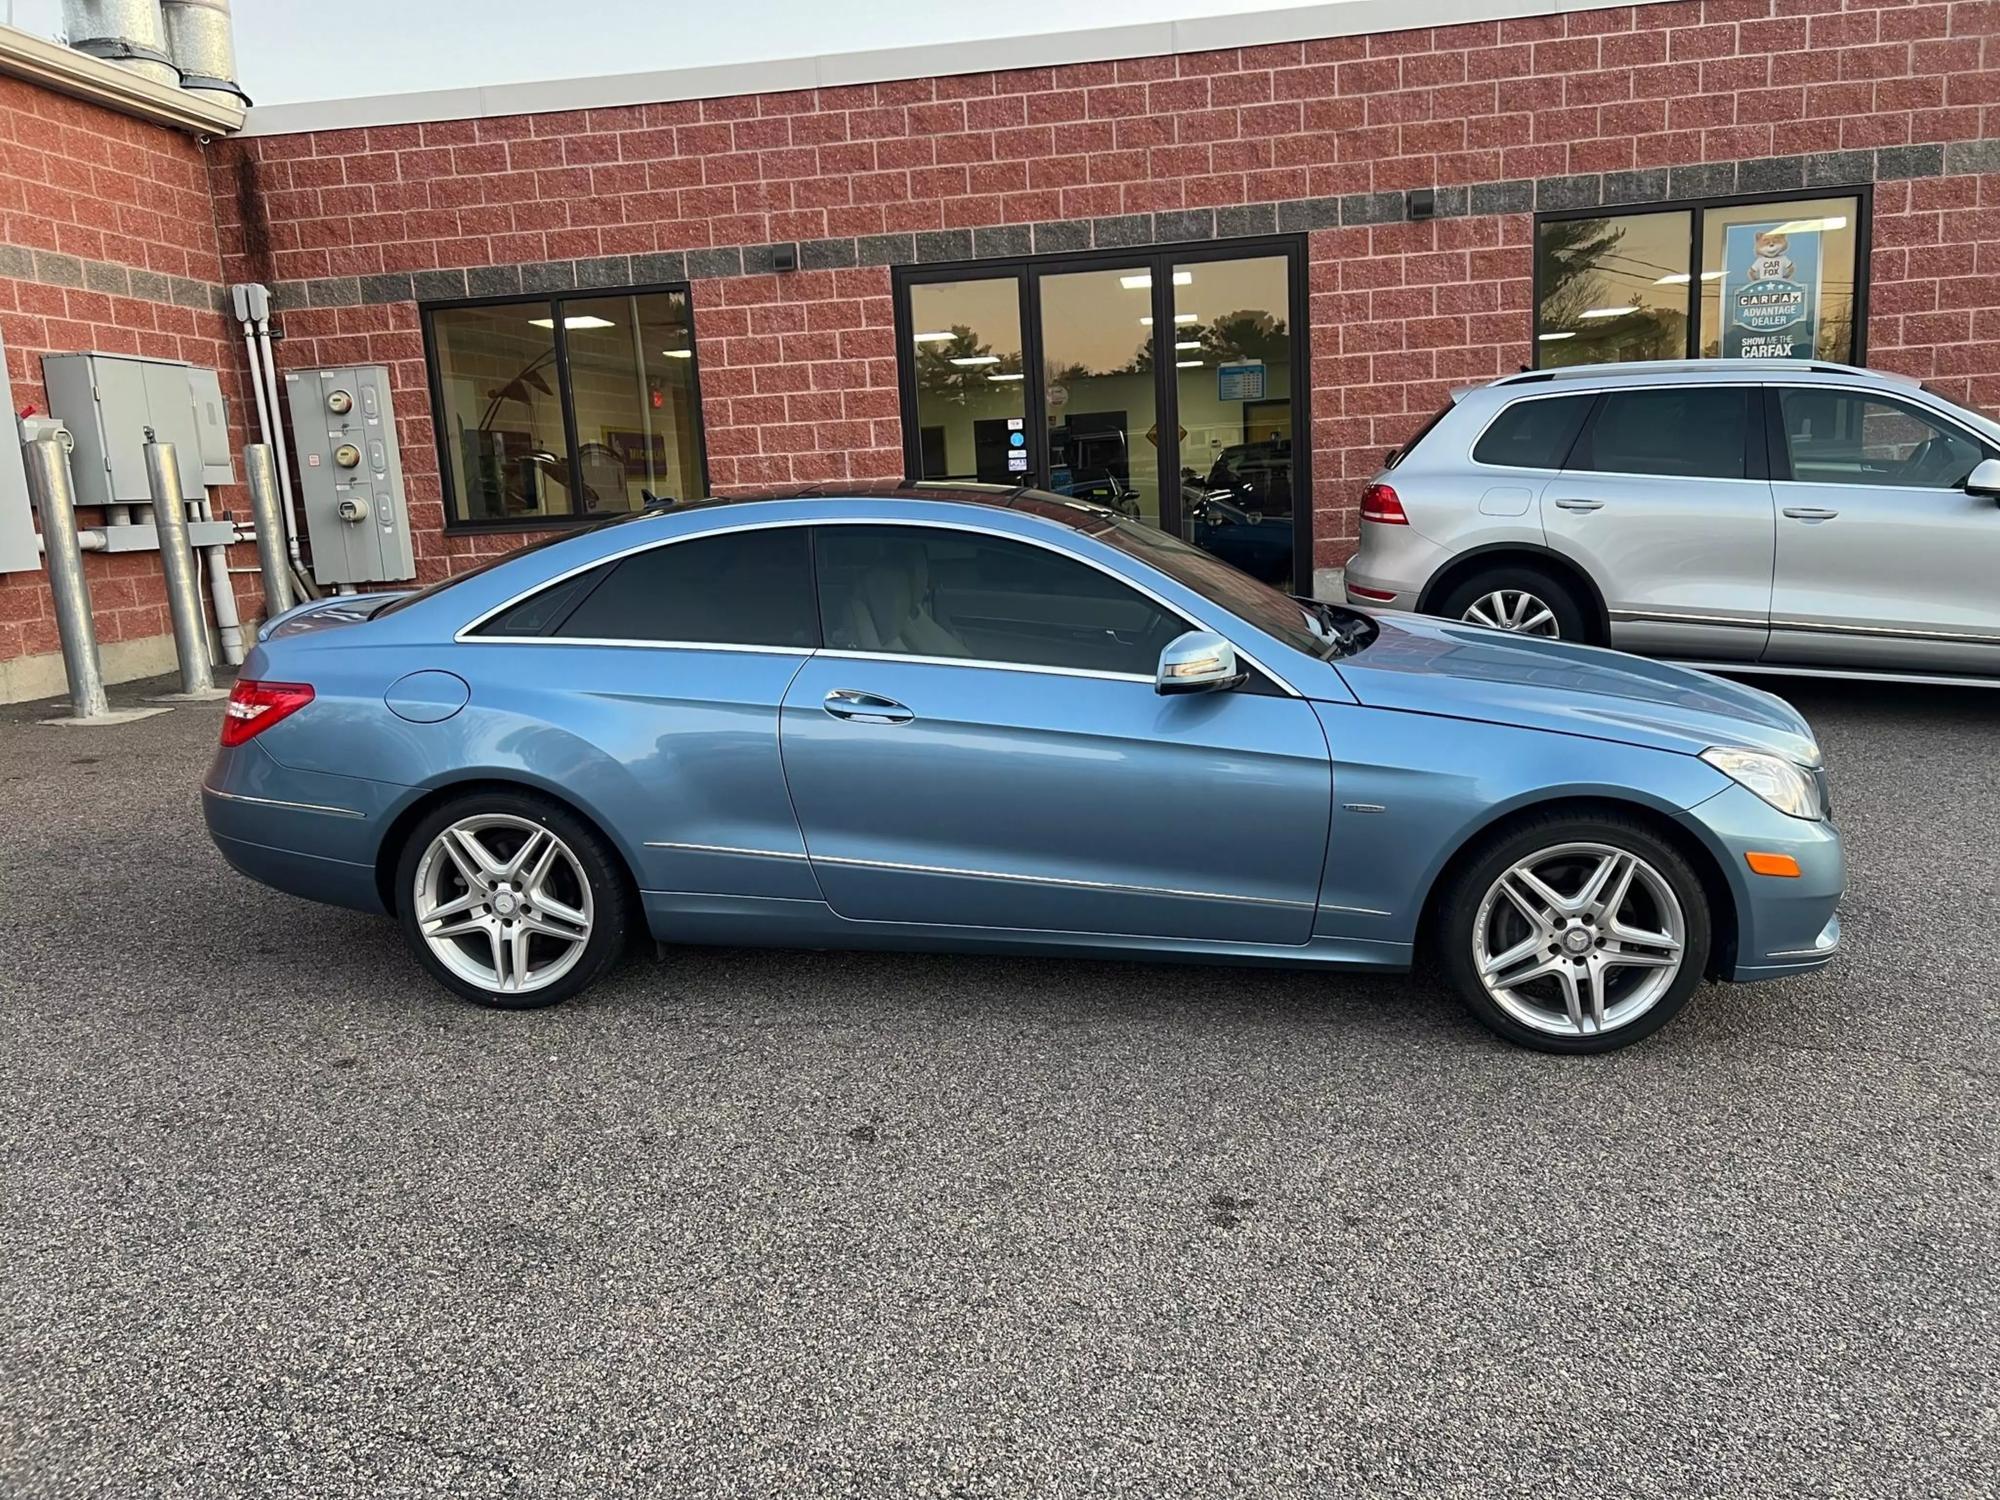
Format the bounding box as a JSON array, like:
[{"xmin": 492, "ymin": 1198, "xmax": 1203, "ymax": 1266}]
[
  {"xmin": 394, "ymin": 790, "xmax": 631, "ymax": 1009},
  {"xmin": 1436, "ymin": 813, "xmax": 1712, "ymax": 1053}
]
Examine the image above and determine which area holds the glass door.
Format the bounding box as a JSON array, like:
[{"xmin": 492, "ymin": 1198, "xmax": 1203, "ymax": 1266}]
[
  {"xmin": 1035, "ymin": 263, "xmax": 1163, "ymax": 529},
  {"xmin": 897, "ymin": 241, "xmax": 1307, "ymax": 591}
]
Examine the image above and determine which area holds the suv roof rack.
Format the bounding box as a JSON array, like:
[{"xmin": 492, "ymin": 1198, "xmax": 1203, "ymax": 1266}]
[{"xmin": 1493, "ymin": 358, "xmax": 1907, "ymax": 387}]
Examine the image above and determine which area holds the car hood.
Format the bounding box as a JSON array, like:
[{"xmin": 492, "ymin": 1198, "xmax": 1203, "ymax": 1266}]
[{"xmin": 1333, "ymin": 613, "xmax": 1820, "ymax": 762}]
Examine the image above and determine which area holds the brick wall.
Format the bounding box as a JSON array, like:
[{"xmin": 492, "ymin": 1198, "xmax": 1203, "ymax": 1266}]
[
  {"xmin": 0, "ymin": 77, "xmax": 261, "ymax": 675},
  {"xmin": 210, "ymin": 0, "xmax": 2000, "ymax": 577}
]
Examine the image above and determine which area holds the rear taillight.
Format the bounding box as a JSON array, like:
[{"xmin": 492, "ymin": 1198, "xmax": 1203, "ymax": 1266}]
[
  {"xmin": 221, "ymin": 679, "xmax": 314, "ymax": 747},
  {"xmin": 1360, "ymin": 483, "xmax": 1408, "ymax": 525}
]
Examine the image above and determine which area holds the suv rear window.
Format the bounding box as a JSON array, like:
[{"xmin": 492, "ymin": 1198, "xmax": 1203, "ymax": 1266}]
[
  {"xmin": 1472, "ymin": 395, "xmax": 1595, "ymax": 469},
  {"xmin": 1382, "ymin": 402, "xmax": 1453, "ymax": 470}
]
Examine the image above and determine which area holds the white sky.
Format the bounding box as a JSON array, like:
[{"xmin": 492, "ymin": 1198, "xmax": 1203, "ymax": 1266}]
[{"xmin": 7, "ymin": 0, "xmax": 1343, "ymax": 106}]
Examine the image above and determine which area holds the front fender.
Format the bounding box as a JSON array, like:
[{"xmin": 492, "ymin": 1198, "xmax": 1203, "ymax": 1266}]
[{"xmin": 1310, "ymin": 703, "xmax": 1733, "ymax": 946}]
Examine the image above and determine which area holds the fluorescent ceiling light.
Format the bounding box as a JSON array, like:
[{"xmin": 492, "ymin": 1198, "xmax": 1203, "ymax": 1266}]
[
  {"xmin": 661, "ymin": 349, "xmax": 692, "ymax": 358},
  {"xmin": 1654, "ymin": 272, "xmax": 1726, "ymax": 285},
  {"xmin": 528, "ymin": 315, "xmax": 615, "ymax": 330},
  {"xmin": 1119, "ymin": 271, "xmax": 1195, "ymax": 290},
  {"xmin": 987, "ymin": 372, "xmax": 1024, "ymax": 382},
  {"xmin": 1175, "ymin": 340, "xmax": 1202, "ymax": 350},
  {"xmin": 1767, "ymin": 216, "xmax": 1848, "ymax": 234},
  {"xmin": 1537, "ymin": 331, "xmax": 1576, "ymax": 342},
  {"xmin": 1140, "ymin": 314, "xmax": 1201, "ymax": 326},
  {"xmin": 1577, "ymin": 305, "xmax": 1638, "ymax": 319},
  {"xmin": 950, "ymin": 354, "xmax": 1001, "ymax": 367},
  {"xmin": 1176, "ymin": 359, "xmax": 1203, "ymax": 368},
  {"xmin": 911, "ymin": 330, "xmax": 956, "ymax": 343}
]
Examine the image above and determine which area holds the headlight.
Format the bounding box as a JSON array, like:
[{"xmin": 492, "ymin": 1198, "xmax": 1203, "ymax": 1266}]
[{"xmin": 1700, "ymin": 746, "xmax": 1825, "ymax": 821}]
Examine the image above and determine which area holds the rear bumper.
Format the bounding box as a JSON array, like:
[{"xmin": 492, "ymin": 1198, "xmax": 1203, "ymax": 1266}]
[
  {"xmin": 1343, "ymin": 524, "xmax": 1446, "ymax": 613},
  {"xmin": 202, "ymin": 740, "xmax": 404, "ymax": 915},
  {"xmin": 1679, "ymin": 783, "xmax": 1845, "ymax": 982}
]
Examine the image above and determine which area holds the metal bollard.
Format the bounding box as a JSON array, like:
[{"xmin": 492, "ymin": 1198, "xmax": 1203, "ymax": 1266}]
[
  {"xmin": 244, "ymin": 443, "xmax": 294, "ymax": 620},
  {"xmin": 143, "ymin": 435, "xmax": 221, "ymax": 699},
  {"xmin": 24, "ymin": 437, "xmax": 109, "ymax": 719}
]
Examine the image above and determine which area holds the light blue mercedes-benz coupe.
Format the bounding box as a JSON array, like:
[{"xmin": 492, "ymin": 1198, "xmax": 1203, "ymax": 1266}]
[{"xmin": 203, "ymin": 483, "xmax": 1843, "ymax": 1053}]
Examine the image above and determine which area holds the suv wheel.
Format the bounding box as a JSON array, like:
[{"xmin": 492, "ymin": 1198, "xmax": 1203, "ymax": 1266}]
[{"xmin": 1434, "ymin": 565, "xmax": 1591, "ymax": 642}]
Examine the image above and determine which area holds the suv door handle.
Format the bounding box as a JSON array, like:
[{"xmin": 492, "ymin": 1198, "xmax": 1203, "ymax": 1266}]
[
  {"xmin": 823, "ymin": 688, "xmax": 914, "ymax": 725},
  {"xmin": 1782, "ymin": 506, "xmax": 1840, "ymax": 521},
  {"xmin": 1553, "ymin": 497, "xmax": 1604, "ymax": 512}
]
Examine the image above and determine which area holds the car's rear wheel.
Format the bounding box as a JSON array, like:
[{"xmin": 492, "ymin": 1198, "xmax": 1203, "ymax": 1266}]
[
  {"xmin": 1434, "ymin": 565, "xmax": 1591, "ymax": 642},
  {"xmin": 1436, "ymin": 813, "xmax": 1711, "ymax": 1053},
  {"xmin": 395, "ymin": 790, "xmax": 630, "ymax": 1009}
]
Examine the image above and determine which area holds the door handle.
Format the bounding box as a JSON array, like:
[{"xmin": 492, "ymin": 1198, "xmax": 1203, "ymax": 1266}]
[
  {"xmin": 1782, "ymin": 506, "xmax": 1840, "ymax": 521},
  {"xmin": 823, "ymin": 688, "xmax": 914, "ymax": 725},
  {"xmin": 1553, "ymin": 497, "xmax": 1604, "ymax": 512}
]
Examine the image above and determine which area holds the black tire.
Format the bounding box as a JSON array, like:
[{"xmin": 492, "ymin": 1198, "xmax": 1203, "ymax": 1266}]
[
  {"xmin": 393, "ymin": 788, "xmax": 632, "ymax": 1011},
  {"xmin": 1433, "ymin": 564, "xmax": 1594, "ymax": 643},
  {"xmin": 1434, "ymin": 810, "xmax": 1712, "ymax": 1054}
]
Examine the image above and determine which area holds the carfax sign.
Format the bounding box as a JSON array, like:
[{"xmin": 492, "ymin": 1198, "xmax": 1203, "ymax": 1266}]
[{"xmin": 1721, "ymin": 220, "xmax": 1823, "ymax": 360}]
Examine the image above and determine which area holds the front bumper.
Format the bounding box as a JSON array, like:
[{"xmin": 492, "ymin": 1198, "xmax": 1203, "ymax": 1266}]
[{"xmin": 1679, "ymin": 782, "xmax": 1845, "ymax": 982}]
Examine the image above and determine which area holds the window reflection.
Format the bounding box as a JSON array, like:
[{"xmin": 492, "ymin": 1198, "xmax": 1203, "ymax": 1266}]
[
  {"xmin": 1173, "ymin": 255, "xmax": 1294, "ymax": 584},
  {"xmin": 431, "ymin": 291, "xmax": 704, "ymax": 527},
  {"xmin": 909, "ymin": 278, "xmax": 1026, "ymax": 483},
  {"xmin": 1039, "ymin": 266, "xmax": 1161, "ymax": 526},
  {"xmin": 1699, "ymin": 196, "xmax": 1859, "ymax": 362},
  {"xmin": 1535, "ymin": 210, "xmax": 1692, "ymax": 368}
]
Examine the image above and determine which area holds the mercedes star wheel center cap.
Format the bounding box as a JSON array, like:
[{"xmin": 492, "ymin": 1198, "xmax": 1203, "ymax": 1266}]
[{"xmin": 492, "ymin": 890, "xmax": 518, "ymax": 917}]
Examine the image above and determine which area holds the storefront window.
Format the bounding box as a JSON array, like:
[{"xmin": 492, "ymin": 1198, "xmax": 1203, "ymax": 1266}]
[
  {"xmin": 427, "ymin": 288, "xmax": 704, "ymax": 527},
  {"xmin": 1535, "ymin": 192, "xmax": 1864, "ymax": 369},
  {"xmin": 908, "ymin": 278, "xmax": 1026, "ymax": 483}
]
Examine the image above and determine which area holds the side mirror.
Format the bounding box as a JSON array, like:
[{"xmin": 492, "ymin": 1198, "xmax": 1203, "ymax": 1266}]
[
  {"xmin": 1965, "ymin": 456, "xmax": 2000, "ymax": 498},
  {"xmin": 1156, "ymin": 630, "xmax": 1246, "ymax": 695}
]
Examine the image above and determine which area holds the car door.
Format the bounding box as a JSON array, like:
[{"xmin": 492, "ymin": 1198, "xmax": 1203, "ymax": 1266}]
[
  {"xmin": 1765, "ymin": 385, "xmax": 2000, "ymax": 675},
  {"xmin": 1541, "ymin": 384, "xmax": 1774, "ymax": 661},
  {"xmin": 778, "ymin": 522, "xmax": 1332, "ymax": 945},
  {"xmin": 458, "ymin": 524, "xmax": 824, "ymax": 903}
]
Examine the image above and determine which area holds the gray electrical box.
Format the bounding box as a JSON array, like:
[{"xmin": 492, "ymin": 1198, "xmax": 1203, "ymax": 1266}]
[
  {"xmin": 187, "ymin": 367, "xmax": 235, "ymax": 487},
  {"xmin": 42, "ymin": 352, "xmax": 207, "ymax": 505},
  {"xmin": 285, "ymin": 364, "xmax": 414, "ymax": 586},
  {"xmin": 0, "ymin": 337, "xmax": 40, "ymax": 574}
]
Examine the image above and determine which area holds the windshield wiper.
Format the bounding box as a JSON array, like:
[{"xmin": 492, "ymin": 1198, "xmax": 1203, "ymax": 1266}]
[{"xmin": 1294, "ymin": 596, "xmax": 1377, "ymax": 659}]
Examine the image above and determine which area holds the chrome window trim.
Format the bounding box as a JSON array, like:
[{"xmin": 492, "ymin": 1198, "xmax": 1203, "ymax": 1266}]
[
  {"xmin": 452, "ymin": 512, "xmax": 1304, "ymax": 697},
  {"xmin": 201, "ymin": 783, "xmax": 366, "ymax": 820},
  {"xmin": 808, "ymin": 850, "xmax": 1318, "ymax": 909},
  {"xmin": 644, "ymin": 840, "xmax": 808, "ymax": 860},
  {"xmin": 1610, "ymin": 608, "xmax": 1767, "ymax": 628},
  {"xmin": 814, "ymin": 648, "xmax": 1154, "ymax": 686}
]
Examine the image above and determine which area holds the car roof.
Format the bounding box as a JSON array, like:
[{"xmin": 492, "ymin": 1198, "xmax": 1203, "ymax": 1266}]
[
  {"xmin": 640, "ymin": 479, "xmax": 1124, "ymax": 532},
  {"xmin": 1472, "ymin": 359, "xmax": 1919, "ymax": 397}
]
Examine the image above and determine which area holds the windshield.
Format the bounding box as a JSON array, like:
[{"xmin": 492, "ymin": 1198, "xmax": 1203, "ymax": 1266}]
[{"xmin": 1098, "ymin": 519, "xmax": 1376, "ymax": 660}]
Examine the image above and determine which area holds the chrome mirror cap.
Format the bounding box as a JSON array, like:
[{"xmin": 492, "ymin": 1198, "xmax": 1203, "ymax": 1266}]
[
  {"xmin": 1964, "ymin": 456, "xmax": 2000, "ymax": 497},
  {"xmin": 1156, "ymin": 630, "xmax": 1247, "ymax": 695}
]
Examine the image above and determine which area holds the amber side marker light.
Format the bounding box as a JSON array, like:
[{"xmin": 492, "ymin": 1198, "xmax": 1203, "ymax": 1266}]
[{"xmin": 1745, "ymin": 851, "xmax": 1803, "ymax": 878}]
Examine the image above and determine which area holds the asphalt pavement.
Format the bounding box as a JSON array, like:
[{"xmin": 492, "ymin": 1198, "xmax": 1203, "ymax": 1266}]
[{"xmin": 1, "ymin": 673, "xmax": 1995, "ymax": 1499}]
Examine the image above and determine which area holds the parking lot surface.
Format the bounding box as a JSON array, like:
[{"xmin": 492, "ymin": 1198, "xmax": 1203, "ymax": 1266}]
[{"xmin": 1, "ymin": 674, "xmax": 1994, "ymax": 1499}]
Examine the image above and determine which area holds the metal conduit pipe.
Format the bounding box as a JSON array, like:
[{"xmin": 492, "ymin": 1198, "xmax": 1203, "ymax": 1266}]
[{"xmin": 196, "ymin": 490, "xmax": 246, "ymax": 664}]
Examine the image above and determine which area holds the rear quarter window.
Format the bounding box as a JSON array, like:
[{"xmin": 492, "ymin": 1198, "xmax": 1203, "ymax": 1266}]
[{"xmin": 1472, "ymin": 394, "xmax": 1596, "ymax": 469}]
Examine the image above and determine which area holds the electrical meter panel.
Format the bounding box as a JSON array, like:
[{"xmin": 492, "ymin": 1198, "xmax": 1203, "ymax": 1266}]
[
  {"xmin": 42, "ymin": 352, "xmax": 207, "ymax": 505},
  {"xmin": 186, "ymin": 367, "xmax": 235, "ymax": 487},
  {"xmin": 0, "ymin": 338, "xmax": 39, "ymax": 573},
  {"xmin": 284, "ymin": 365, "xmax": 414, "ymax": 586}
]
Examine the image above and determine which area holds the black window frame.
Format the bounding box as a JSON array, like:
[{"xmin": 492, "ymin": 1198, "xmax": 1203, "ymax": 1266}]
[
  {"xmin": 891, "ymin": 236, "xmax": 1313, "ymax": 597},
  {"xmin": 1532, "ymin": 184, "xmax": 1873, "ymax": 371},
  {"xmin": 420, "ymin": 280, "xmax": 712, "ymax": 535}
]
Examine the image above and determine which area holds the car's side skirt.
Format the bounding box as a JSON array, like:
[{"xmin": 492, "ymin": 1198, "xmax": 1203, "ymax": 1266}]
[
  {"xmin": 639, "ymin": 890, "xmax": 1412, "ymax": 971},
  {"xmin": 1663, "ymin": 659, "xmax": 2000, "ymax": 690}
]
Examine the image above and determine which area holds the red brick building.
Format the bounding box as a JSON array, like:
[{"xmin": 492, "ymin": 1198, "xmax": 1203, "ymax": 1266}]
[{"xmin": 1, "ymin": 0, "xmax": 1997, "ymax": 697}]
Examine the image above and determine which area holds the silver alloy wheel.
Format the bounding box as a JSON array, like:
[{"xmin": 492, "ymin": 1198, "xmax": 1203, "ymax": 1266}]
[
  {"xmin": 1462, "ymin": 589, "xmax": 1560, "ymax": 637},
  {"xmin": 1470, "ymin": 841, "xmax": 1686, "ymax": 1037},
  {"xmin": 412, "ymin": 813, "xmax": 594, "ymax": 996}
]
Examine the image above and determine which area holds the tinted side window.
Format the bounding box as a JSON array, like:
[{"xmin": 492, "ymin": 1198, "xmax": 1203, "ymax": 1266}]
[
  {"xmin": 472, "ymin": 564, "xmax": 611, "ymax": 637},
  {"xmin": 814, "ymin": 525, "xmax": 1186, "ymax": 677},
  {"xmin": 1472, "ymin": 395, "xmax": 1595, "ymax": 469},
  {"xmin": 1780, "ymin": 389, "xmax": 1987, "ymax": 489},
  {"xmin": 554, "ymin": 528, "xmax": 817, "ymax": 647},
  {"xmin": 1570, "ymin": 388, "xmax": 1751, "ymax": 480}
]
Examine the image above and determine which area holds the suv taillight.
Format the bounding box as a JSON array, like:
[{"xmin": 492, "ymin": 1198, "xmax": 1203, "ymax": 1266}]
[
  {"xmin": 1360, "ymin": 483, "xmax": 1408, "ymax": 525},
  {"xmin": 221, "ymin": 679, "xmax": 315, "ymax": 747}
]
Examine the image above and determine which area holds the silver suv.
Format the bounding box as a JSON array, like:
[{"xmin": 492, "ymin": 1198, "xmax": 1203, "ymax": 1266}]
[{"xmin": 1344, "ymin": 360, "xmax": 2000, "ymax": 685}]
